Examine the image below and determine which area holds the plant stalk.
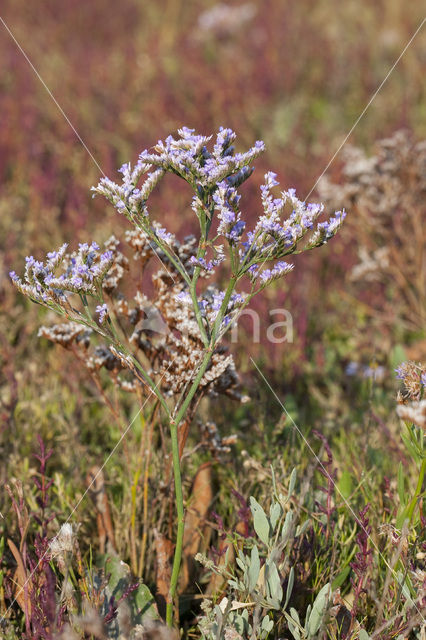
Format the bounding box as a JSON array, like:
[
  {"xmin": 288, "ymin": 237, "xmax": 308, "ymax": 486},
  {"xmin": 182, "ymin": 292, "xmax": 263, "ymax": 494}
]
[
  {"xmin": 165, "ymin": 347, "xmax": 214, "ymax": 626},
  {"xmin": 407, "ymin": 456, "xmax": 426, "ymax": 523}
]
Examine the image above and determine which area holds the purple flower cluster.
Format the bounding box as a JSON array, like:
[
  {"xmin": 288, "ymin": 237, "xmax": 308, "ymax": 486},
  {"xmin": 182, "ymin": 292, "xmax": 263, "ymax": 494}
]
[
  {"xmin": 395, "ymin": 362, "xmax": 426, "ymax": 387},
  {"xmin": 189, "ymin": 253, "xmax": 225, "ymax": 272},
  {"xmin": 346, "ymin": 361, "xmax": 386, "ymax": 381},
  {"xmin": 92, "ymin": 126, "xmax": 265, "ymax": 227},
  {"xmin": 92, "ymin": 127, "xmax": 345, "ymax": 294},
  {"xmin": 257, "ymin": 261, "xmax": 294, "ymax": 285},
  {"xmin": 176, "ymin": 284, "xmax": 247, "ymax": 330},
  {"xmin": 142, "ymin": 126, "xmax": 265, "ymax": 189},
  {"xmin": 10, "ymin": 242, "xmax": 114, "ymax": 304},
  {"xmin": 153, "ymin": 222, "xmax": 175, "ymax": 246},
  {"xmin": 242, "ymin": 173, "xmax": 346, "ymax": 274},
  {"xmin": 212, "ymin": 179, "xmax": 246, "ymax": 244},
  {"xmin": 12, "ymin": 127, "xmax": 346, "ymax": 346},
  {"xmin": 89, "ymin": 127, "xmax": 347, "ymax": 335},
  {"xmin": 201, "ymin": 289, "xmax": 247, "ymax": 327}
]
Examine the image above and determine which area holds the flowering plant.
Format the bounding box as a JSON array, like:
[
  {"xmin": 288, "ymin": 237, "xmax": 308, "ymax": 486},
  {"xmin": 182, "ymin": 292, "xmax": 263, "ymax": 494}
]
[{"xmin": 10, "ymin": 127, "xmax": 345, "ymax": 626}]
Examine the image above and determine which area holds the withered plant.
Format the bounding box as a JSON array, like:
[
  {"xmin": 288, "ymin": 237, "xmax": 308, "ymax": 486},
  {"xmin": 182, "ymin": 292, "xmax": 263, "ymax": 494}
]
[{"xmin": 318, "ymin": 130, "xmax": 426, "ymax": 334}]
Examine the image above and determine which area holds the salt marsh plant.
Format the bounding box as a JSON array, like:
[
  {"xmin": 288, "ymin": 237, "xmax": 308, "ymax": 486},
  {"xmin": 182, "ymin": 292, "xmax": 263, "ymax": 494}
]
[{"xmin": 10, "ymin": 127, "xmax": 345, "ymax": 626}]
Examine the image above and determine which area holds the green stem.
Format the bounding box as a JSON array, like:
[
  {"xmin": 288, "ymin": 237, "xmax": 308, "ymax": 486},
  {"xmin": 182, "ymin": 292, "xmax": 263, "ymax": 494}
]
[
  {"xmin": 407, "ymin": 457, "xmax": 426, "ymax": 523},
  {"xmin": 189, "ymin": 268, "xmax": 209, "ymax": 347},
  {"xmin": 188, "ymin": 201, "xmax": 214, "ymax": 347},
  {"xmin": 138, "ymin": 220, "xmax": 192, "ymax": 287},
  {"xmin": 166, "ymin": 274, "xmax": 240, "ymax": 626},
  {"xmin": 165, "ymin": 347, "xmax": 214, "ymax": 626},
  {"xmin": 210, "ymin": 275, "xmax": 238, "ymax": 344}
]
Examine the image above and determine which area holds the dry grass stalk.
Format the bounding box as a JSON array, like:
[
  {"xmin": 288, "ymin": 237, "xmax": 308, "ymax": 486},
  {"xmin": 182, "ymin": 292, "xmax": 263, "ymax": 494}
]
[
  {"xmin": 7, "ymin": 538, "xmax": 32, "ymax": 617},
  {"xmin": 154, "ymin": 529, "xmax": 174, "ymax": 619},
  {"xmin": 318, "ymin": 130, "xmax": 426, "ymax": 333}
]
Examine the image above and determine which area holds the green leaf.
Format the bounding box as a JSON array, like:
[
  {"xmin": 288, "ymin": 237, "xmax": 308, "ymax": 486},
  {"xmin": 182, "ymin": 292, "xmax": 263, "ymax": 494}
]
[
  {"xmin": 289, "ymin": 608, "xmax": 300, "ymax": 624},
  {"xmin": 265, "ymin": 560, "xmax": 283, "ymax": 607},
  {"xmin": 250, "ymin": 497, "xmax": 271, "ymax": 546},
  {"xmin": 397, "ymin": 462, "xmax": 406, "ymax": 504},
  {"xmin": 397, "ymin": 570, "xmax": 414, "ymax": 605},
  {"xmin": 331, "ymin": 565, "xmax": 351, "ymax": 590},
  {"xmin": 337, "ymin": 470, "xmax": 353, "ymax": 500},
  {"xmin": 133, "ymin": 583, "xmax": 158, "ymax": 621},
  {"xmin": 270, "ymin": 501, "xmax": 282, "ymax": 531},
  {"xmin": 281, "ymin": 510, "xmax": 293, "ymax": 543},
  {"xmin": 284, "ymin": 566, "xmax": 294, "ymax": 610},
  {"xmin": 288, "ymin": 468, "xmax": 297, "ymax": 497},
  {"xmin": 358, "ymin": 630, "xmax": 371, "ymax": 640},
  {"xmin": 248, "ymin": 545, "xmax": 260, "ymax": 592},
  {"xmin": 395, "ymin": 504, "xmax": 410, "ymax": 530},
  {"xmin": 304, "ymin": 604, "xmax": 311, "ymax": 634},
  {"xmin": 103, "ymin": 554, "xmax": 130, "ymax": 594},
  {"xmin": 307, "ymin": 583, "xmax": 330, "ymax": 636},
  {"xmin": 261, "ymin": 615, "xmax": 273, "ymax": 633},
  {"xmin": 286, "ymin": 611, "xmax": 301, "ymax": 640},
  {"xmin": 401, "ymin": 430, "xmax": 421, "ymax": 463},
  {"xmin": 270, "ymin": 464, "xmax": 278, "ymax": 497},
  {"xmin": 295, "ymin": 519, "xmax": 310, "ymax": 537},
  {"xmin": 101, "ymin": 554, "xmax": 158, "ymax": 624},
  {"xmin": 390, "ymin": 344, "xmax": 407, "ymax": 371}
]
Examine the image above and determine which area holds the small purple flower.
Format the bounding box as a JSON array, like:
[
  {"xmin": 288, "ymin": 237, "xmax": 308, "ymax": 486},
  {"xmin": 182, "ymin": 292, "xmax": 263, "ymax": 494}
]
[
  {"xmin": 189, "ymin": 256, "xmax": 216, "ymax": 272},
  {"xmin": 345, "ymin": 362, "xmax": 359, "ymax": 376},
  {"xmin": 227, "ymin": 220, "xmax": 246, "ymax": 243},
  {"xmin": 96, "ymin": 303, "xmax": 108, "ymax": 323},
  {"xmin": 317, "ymin": 210, "xmax": 347, "ymax": 241},
  {"xmin": 70, "ymin": 276, "xmax": 84, "ymax": 288},
  {"xmin": 9, "ymin": 271, "xmax": 19, "ymax": 282},
  {"xmin": 155, "ymin": 225, "xmax": 174, "ymax": 245},
  {"xmin": 230, "ymin": 293, "xmax": 244, "ymax": 306},
  {"xmin": 395, "ymin": 365, "xmax": 405, "ymax": 380},
  {"xmin": 211, "ymin": 291, "xmax": 225, "ymax": 312},
  {"xmin": 119, "ymin": 162, "xmax": 131, "ymax": 175},
  {"xmin": 198, "ymin": 299, "xmax": 207, "ymax": 311},
  {"xmin": 259, "ymin": 269, "xmax": 272, "ymax": 283},
  {"xmin": 77, "ymin": 264, "xmax": 92, "ymax": 278},
  {"xmin": 258, "ymin": 261, "xmax": 293, "ymax": 285},
  {"xmin": 420, "ymin": 372, "xmax": 426, "ymax": 387},
  {"xmin": 363, "ymin": 365, "xmax": 385, "ymax": 381},
  {"xmin": 262, "ymin": 171, "xmax": 279, "ymax": 190},
  {"xmin": 246, "ymin": 264, "xmax": 259, "ymax": 281}
]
